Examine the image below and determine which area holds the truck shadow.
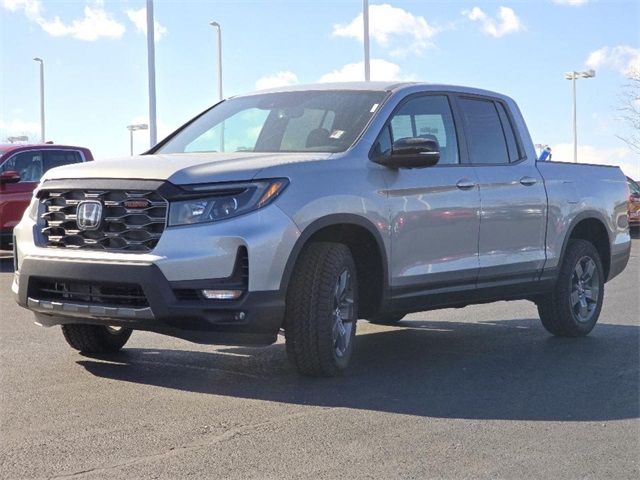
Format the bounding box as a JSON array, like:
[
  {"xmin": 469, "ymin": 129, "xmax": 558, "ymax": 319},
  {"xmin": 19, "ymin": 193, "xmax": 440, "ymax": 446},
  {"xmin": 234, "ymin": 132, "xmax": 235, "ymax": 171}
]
[{"xmin": 77, "ymin": 318, "xmax": 639, "ymax": 422}]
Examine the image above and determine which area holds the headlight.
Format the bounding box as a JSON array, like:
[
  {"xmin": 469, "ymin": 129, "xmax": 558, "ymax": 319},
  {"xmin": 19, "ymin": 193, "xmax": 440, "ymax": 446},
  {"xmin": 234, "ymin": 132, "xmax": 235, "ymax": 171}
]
[
  {"xmin": 26, "ymin": 194, "xmax": 39, "ymax": 221},
  {"xmin": 168, "ymin": 179, "xmax": 288, "ymax": 226}
]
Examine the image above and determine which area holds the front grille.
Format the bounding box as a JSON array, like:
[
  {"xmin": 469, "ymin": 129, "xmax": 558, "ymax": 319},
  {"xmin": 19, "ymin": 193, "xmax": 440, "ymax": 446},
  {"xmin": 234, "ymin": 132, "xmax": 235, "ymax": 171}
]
[
  {"xmin": 32, "ymin": 279, "xmax": 149, "ymax": 307},
  {"xmin": 40, "ymin": 189, "xmax": 167, "ymax": 252}
]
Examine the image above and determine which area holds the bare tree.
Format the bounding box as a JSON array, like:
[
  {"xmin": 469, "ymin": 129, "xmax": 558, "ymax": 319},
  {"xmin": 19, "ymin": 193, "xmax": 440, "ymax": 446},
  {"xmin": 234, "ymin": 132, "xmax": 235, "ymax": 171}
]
[{"xmin": 617, "ymin": 69, "xmax": 640, "ymax": 154}]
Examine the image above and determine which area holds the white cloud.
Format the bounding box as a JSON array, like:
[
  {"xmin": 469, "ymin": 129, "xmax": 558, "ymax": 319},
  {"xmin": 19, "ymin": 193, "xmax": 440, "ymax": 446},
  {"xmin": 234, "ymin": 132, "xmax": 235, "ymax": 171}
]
[
  {"xmin": 1, "ymin": 0, "xmax": 125, "ymax": 41},
  {"xmin": 255, "ymin": 71, "xmax": 299, "ymax": 90},
  {"xmin": 319, "ymin": 59, "xmax": 411, "ymax": 83},
  {"xmin": 463, "ymin": 6, "xmax": 524, "ymax": 38},
  {"xmin": 126, "ymin": 7, "xmax": 167, "ymax": 41},
  {"xmin": 586, "ymin": 45, "xmax": 640, "ymax": 76},
  {"xmin": 332, "ymin": 3, "xmax": 438, "ymax": 56},
  {"xmin": 1, "ymin": 0, "xmax": 42, "ymax": 19},
  {"xmin": 551, "ymin": 143, "xmax": 640, "ymax": 179},
  {"xmin": 552, "ymin": 0, "xmax": 589, "ymax": 5}
]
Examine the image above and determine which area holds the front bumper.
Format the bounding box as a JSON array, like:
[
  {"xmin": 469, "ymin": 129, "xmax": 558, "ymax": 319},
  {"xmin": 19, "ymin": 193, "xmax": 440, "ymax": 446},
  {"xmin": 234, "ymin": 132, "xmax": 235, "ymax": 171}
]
[
  {"xmin": 12, "ymin": 198, "xmax": 300, "ymax": 345},
  {"xmin": 14, "ymin": 257, "xmax": 285, "ymax": 345}
]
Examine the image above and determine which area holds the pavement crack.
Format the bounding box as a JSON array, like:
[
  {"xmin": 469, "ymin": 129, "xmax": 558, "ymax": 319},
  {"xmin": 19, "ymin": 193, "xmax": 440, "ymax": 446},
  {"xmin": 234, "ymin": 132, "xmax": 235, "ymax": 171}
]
[{"xmin": 48, "ymin": 407, "xmax": 332, "ymax": 479}]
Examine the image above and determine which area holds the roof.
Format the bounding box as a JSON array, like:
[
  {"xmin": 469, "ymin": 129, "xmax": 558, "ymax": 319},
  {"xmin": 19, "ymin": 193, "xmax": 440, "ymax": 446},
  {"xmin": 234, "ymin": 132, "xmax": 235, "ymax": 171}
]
[
  {"xmin": 236, "ymin": 81, "xmax": 508, "ymax": 101},
  {"xmin": 0, "ymin": 143, "xmax": 89, "ymax": 155},
  {"xmin": 245, "ymin": 81, "xmax": 415, "ymax": 95}
]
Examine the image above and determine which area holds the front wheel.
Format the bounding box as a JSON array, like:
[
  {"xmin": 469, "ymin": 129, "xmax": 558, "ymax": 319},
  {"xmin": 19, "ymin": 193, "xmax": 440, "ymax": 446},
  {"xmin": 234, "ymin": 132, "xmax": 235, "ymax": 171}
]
[
  {"xmin": 61, "ymin": 324, "xmax": 132, "ymax": 354},
  {"xmin": 284, "ymin": 242, "xmax": 358, "ymax": 377},
  {"xmin": 537, "ymin": 239, "xmax": 605, "ymax": 337}
]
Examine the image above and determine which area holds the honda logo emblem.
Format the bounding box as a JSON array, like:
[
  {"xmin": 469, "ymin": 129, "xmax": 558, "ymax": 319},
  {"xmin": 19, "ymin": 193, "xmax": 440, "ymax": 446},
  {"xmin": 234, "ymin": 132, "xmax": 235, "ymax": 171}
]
[{"xmin": 77, "ymin": 200, "xmax": 103, "ymax": 231}]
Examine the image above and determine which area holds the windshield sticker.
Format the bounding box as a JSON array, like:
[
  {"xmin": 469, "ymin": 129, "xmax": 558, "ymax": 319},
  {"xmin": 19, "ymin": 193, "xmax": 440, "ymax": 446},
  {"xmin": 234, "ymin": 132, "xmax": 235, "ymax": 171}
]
[
  {"xmin": 329, "ymin": 130, "xmax": 345, "ymax": 139},
  {"xmin": 370, "ymin": 103, "xmax": 379, "ymax": 113}
]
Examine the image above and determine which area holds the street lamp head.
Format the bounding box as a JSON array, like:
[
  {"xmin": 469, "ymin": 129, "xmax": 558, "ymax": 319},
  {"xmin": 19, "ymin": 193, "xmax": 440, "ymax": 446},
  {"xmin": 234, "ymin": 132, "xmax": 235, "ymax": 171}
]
[
  {"xmin": 126, "ymin": 124, "xmax": 149, "ymax": 131},
  {"xmin": 209, "ymin": 21, "xmax": 220, "ymax": 28},
  {"xmin": 564, "ymin": 69, "xmax": 596, "ymax": 80},
  {"xmin": 33, "ymin": 57, "xmax": 43, "ymax": 63}
]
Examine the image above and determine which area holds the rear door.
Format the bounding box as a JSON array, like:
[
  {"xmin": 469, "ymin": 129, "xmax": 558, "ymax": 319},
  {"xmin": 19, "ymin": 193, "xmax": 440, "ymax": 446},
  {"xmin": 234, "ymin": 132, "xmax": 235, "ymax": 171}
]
[
  {"xmin": 455, "ymin": 95, "xmax": 547, "ymax": 285},
  {"xmin": 379, "ymin": 94, "xmax": 481, "ymax": 297}
]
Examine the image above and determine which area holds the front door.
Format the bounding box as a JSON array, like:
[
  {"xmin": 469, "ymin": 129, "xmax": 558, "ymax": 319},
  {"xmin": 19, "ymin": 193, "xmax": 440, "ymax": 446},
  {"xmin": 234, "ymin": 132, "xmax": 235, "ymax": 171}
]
[{"xmin": 377, "ymin": 94, "xmax": 481, "ymax": 300}]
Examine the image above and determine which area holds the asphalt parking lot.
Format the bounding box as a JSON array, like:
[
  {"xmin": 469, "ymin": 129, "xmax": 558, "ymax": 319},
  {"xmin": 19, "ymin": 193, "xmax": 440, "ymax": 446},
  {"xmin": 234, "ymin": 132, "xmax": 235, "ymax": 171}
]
[{"xmin": 1, "ymin": 240, "xmax": 638, "ymax": 480}]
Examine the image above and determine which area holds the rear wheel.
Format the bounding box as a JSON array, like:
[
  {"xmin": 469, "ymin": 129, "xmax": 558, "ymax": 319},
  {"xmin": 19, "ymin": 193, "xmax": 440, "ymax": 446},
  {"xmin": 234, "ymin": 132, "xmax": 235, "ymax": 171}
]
[
  {"xmin": 284, "ymin": 242, "xmax": 358, "ymax": 377},
  {"xmin": 61, "ymin": 324, "xmax": 132, "ymax": 354},
  {"xmin": 537, "ymin": 239, "xmax": 604, "ymax": 337}
]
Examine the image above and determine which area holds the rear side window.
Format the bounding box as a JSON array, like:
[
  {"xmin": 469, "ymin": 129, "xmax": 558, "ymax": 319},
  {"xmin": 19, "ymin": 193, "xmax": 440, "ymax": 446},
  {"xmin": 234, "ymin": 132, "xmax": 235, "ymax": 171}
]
[
  {"xmin": 458, "ymin": 97, "xmax": 510, "ymax": 165},
  {"xmin": 496, "ymin": 102, "xmax": 520, "ymax": 162},
  {"xmin": 43, "ymin": 150, "xmax": 83, "ymax": 172}
]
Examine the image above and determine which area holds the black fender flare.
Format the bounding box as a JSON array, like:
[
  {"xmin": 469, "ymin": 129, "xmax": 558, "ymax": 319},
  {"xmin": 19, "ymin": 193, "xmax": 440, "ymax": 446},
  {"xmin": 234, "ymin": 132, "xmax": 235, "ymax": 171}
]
[
  {"xmin": 558, "ymin": 210, "xmax": 612, "ymax": 277},
  {"xmin": 279, "ymin": 213, "xmax": 390, "ymax": 302}
]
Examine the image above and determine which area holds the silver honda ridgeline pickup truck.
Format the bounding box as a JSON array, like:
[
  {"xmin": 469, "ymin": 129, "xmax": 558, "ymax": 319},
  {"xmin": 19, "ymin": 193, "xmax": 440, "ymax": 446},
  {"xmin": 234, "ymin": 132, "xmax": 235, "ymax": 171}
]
[{"xmin": 12, "ymin": 82, "xmax": 631, "ymax": 376}]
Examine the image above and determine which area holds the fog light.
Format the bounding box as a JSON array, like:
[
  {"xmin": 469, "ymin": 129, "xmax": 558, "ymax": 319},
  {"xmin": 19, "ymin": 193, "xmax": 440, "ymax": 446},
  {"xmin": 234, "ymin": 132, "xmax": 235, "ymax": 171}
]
[{"xmin": 201, "ymin": 289, "xmax": 243, "ymax": 300}]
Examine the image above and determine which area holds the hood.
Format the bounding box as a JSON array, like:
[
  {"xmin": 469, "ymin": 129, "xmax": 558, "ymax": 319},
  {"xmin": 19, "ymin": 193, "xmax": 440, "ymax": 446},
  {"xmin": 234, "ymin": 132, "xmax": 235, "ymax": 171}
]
[{"xmin": 42, "ymin": 152, "xmax": 333, "ymax": 185}]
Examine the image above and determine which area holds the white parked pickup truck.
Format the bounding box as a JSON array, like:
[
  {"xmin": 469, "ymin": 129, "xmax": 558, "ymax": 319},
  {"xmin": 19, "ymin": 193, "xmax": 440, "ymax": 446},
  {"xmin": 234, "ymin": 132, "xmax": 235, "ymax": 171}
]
[{"xmin": 12, "ymin": 82, "xmax": 632, "ymax": 376}]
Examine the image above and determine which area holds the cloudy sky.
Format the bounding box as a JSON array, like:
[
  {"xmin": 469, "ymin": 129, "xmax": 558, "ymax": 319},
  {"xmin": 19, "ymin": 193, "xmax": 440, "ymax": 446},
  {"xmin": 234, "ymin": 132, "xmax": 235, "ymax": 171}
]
[{"xmin": 1, "ymin": 0, "xmax": 638, "ymax": 177}]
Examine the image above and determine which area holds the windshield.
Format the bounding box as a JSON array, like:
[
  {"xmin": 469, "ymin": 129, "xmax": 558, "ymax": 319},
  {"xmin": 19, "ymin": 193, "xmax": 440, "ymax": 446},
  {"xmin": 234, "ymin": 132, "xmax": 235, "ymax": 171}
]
[{"xmin": 156, "ymin": 90, "xmax": 387, "ymax": 154}]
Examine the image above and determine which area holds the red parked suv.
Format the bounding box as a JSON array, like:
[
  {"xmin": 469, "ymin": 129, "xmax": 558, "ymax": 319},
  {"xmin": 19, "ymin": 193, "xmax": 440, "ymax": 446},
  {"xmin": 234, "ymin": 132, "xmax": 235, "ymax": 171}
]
[{"xmin": 0, "ymin": 144, "xmax": 93, "ymax": 249}]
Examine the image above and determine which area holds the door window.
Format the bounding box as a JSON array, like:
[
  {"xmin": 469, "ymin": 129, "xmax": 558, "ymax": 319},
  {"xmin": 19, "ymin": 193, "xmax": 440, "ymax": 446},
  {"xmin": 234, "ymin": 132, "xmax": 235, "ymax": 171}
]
[
  {"xmin": 496, "ymin": 102, "xmax": 521, "ymax": 162},
  {"xmin": 458, "ymin": 98, "xmax": 510, "ymax": 165},
  {"xmin": 0, "ymin": 151, "xmax": 43, "ymax": 182},
  {"xmin": 43, "ymin": 150, "xmax": 83, "ymax": 172},
  {"xmin": 385, "ymin": 95, "xmax": 460, "ymax": 165}
]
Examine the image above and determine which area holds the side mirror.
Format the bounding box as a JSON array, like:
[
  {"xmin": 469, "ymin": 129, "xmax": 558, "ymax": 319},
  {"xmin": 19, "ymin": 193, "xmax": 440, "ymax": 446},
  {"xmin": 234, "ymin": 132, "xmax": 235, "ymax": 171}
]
[
  {"xmin": 0, "ymin": 170, "xmax": 21, "ymax": 184},
  {"xmin": 374, "ymin": 137, "xmax": 440, "ymax": 169}
]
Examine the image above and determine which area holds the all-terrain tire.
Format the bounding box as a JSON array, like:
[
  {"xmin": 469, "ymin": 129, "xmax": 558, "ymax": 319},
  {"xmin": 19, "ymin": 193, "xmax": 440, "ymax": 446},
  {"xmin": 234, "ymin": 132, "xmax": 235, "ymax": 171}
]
[
  {"xmin": 537, "ymin": 239, "xmax": 605, "ymax": 337},
  {"xmin": 284, "ymin": 242, "xmax": 358, "ymax": 377},
  {"xmin": 61, "ymin": 324, "xmax": 132, "ymax": 354}
]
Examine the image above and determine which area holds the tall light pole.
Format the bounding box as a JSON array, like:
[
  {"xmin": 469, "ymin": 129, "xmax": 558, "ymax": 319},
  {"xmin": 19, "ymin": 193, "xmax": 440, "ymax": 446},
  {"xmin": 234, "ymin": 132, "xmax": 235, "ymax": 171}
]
[
  {"xmin": 33, "ymin": 57, "xmax": 45, "ymax": 142},
  {"xmin": 126, "ymin": 124, "xmax": 149, "ymax": 156},
  {"xmin": 564, "ymin": 69, "xmax": 595, "ymax": 163},
  {"xmin": 209, "ymin": 21, "xmax": 223, "ymax": 101},
  {"xmin": 363, "ymin": 0, "xmax": 370, "ymax": 81},
  {"xmin": 146, "ymin": 0, "xmax": 158, "ymax": 147},
  {"xmin": 209, "ymin": 21, "xmax": 224, "ymax": 152}
]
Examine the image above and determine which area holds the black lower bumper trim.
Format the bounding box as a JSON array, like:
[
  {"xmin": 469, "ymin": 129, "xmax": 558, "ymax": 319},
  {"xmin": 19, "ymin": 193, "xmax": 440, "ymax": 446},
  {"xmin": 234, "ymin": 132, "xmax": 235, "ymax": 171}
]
[{"xmin": 16, "ymin": 258, "xmax": 285, "ymax": 346}]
